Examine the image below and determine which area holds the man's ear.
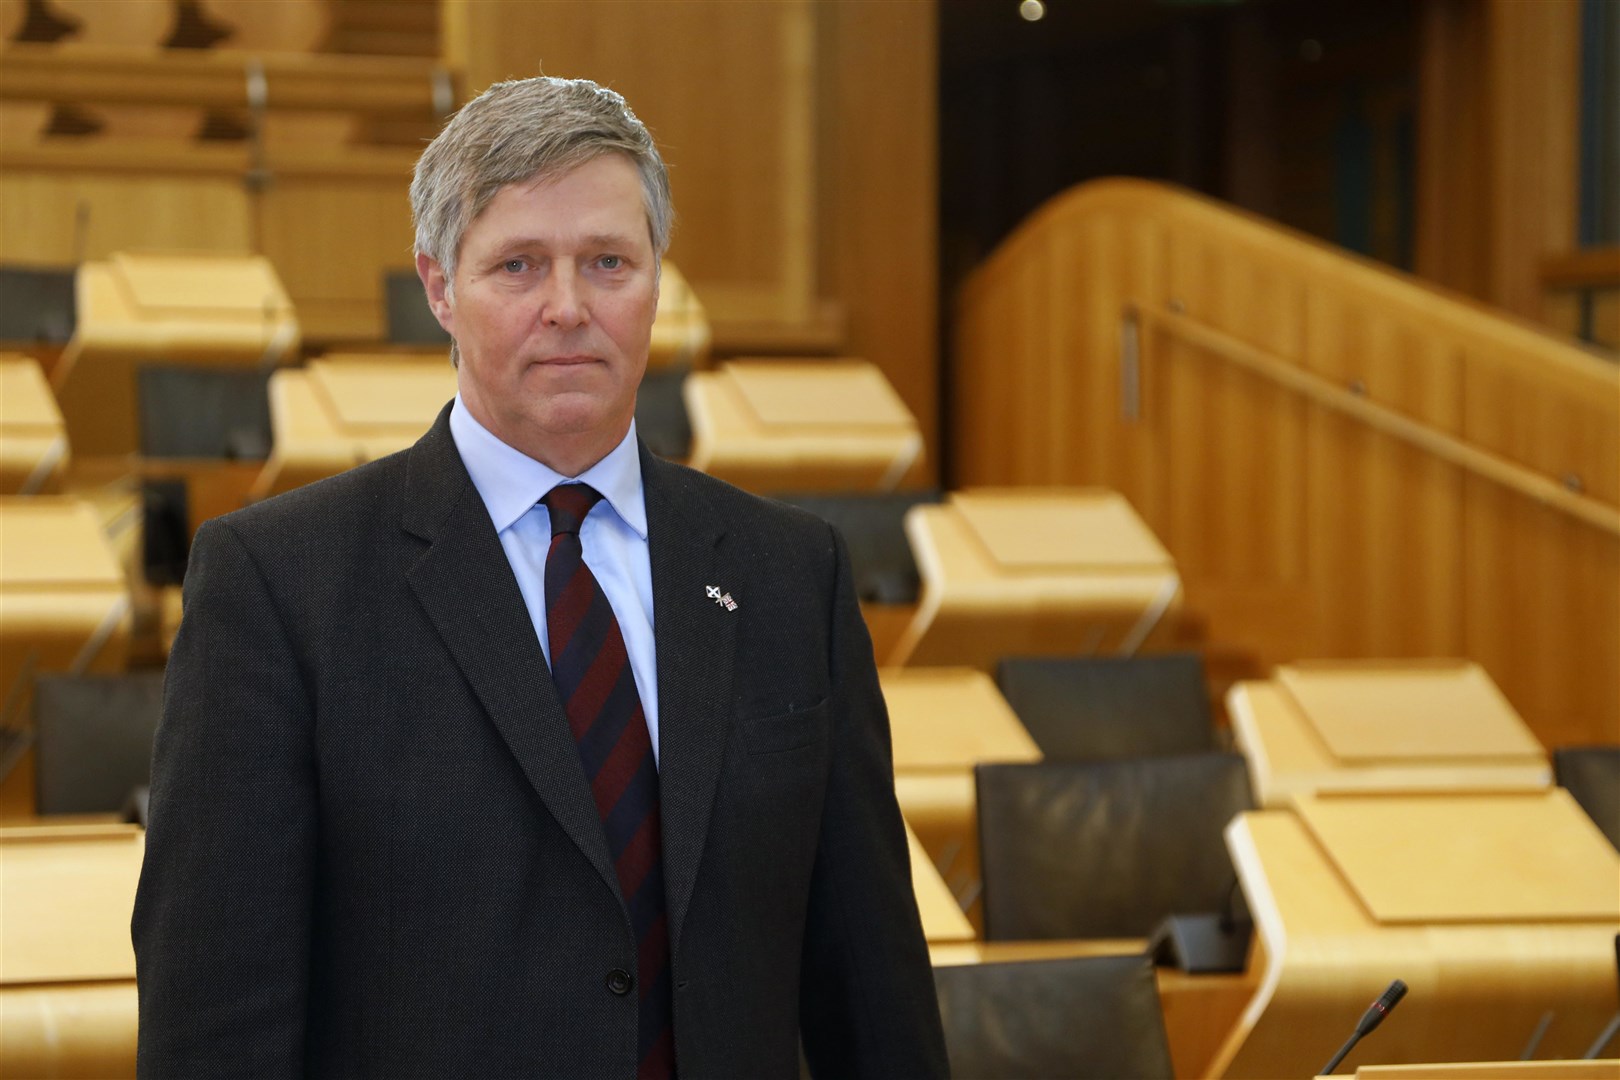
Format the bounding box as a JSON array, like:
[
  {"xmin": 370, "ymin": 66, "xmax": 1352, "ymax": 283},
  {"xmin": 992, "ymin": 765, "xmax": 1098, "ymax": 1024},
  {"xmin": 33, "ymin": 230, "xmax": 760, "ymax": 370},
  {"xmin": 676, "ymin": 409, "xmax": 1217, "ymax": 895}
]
[{"xmin": 415, "ymin": 252, "xmax": 455, "ymax": 336}]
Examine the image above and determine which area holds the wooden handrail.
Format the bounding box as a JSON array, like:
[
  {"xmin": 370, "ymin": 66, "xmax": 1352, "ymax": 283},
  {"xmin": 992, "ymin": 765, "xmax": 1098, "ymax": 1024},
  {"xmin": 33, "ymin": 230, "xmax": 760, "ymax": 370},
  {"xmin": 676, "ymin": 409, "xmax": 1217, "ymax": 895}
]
[
  {"xmin": 0, "ymin": 42, "xmax": 453, "ymax": 117},
  {"xmin": 1125, "ymin": 303, "xmax": 1620, "ymax": 538},
  {"xmin": 1540, "ymin": 246, "xmax": 1620, "ymax": 291}
]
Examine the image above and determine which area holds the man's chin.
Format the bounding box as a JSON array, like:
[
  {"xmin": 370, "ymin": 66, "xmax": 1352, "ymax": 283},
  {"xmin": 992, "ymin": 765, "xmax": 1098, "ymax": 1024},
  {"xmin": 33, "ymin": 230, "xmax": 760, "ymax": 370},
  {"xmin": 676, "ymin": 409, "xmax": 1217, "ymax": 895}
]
[
  {"xmin": 528, "ymin": 399, "xmax": 612, "ymax": 433},
  {"xmin": 518, "ymin": 401, "xmax": 636, "ymax": 447}
]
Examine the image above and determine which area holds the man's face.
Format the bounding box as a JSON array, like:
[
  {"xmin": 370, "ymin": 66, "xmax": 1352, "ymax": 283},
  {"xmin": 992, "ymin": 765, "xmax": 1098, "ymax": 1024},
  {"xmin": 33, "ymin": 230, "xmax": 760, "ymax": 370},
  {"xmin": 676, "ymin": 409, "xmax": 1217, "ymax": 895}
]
[{"xmin": 418, "ymin": 152, "xmax": 659, "ymax": 473}]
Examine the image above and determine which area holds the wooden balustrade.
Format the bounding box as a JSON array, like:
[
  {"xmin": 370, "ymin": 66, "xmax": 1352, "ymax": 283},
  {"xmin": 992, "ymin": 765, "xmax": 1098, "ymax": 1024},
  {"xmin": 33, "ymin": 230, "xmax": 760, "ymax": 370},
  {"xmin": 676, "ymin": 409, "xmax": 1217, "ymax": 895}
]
[{"xmin": 953, "ymin": 178, "xmax": 1620, "ymax": 748}]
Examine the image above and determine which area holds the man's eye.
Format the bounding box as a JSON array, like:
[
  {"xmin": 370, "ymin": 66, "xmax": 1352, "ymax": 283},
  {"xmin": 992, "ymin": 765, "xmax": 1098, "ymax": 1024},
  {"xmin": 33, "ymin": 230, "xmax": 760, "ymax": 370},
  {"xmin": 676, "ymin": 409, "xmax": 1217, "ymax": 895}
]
[
  {"xmin": 598, "ymin": 255, "xmax": 622, "ymax": 270},
  {"xmin": 502, "ymin": 259, "xmax": 527, "ymax": 273}
]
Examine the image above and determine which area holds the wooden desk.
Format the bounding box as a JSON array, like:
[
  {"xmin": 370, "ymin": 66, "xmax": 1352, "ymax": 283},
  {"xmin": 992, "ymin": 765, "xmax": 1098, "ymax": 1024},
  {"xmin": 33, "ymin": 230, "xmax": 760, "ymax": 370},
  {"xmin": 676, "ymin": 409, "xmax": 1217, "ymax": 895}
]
[
  {"xmin": 1348, "ymin": 1063, "xmax": 1620, "ymax": 1079},
  {"xmin": 0, "ymin": 823, "xmax": 143, "ymax": 1079},
  {"xmin": 884, "ymin": 668, "xmax": 1040, "ymax": 933},
  {"xmin": 0, "ymin": 496, "xmax": 130, "ymax": 697},
  {"xmin": 55, "ymin": 253, "xmax": 299, "ymax": 457},
  {"xmin": 0, "ymin": 355, "xmax": 68, "ymax": 494},
  {"xmin": 907, "ymin": 821, "xmax": 975, "ymax": 944},
  {"xmin": 882, "ymin": 667, "xmax": 1040, "ymax": 772},
  {"xmin": 252, "ymin": 355, "xmax": 456, "ymax": 499},
  {"xmin": 929, "ymin": 938, "xmax": 1260, "ymax": 1080},
  {"xmin": 683, "ymin": 359, "xmax": 923, "ymax": 492},
  {"xmin": 887, "ymin": 489, "xmax": 1182, "ymax": 669},
  {"xmin": 1229, "ymin": 661, "xmax": 1552, "ymax": 808},
  {"xmin": 1210, "ymin": 792, "xmax": 1620, "ymax": 1078}
]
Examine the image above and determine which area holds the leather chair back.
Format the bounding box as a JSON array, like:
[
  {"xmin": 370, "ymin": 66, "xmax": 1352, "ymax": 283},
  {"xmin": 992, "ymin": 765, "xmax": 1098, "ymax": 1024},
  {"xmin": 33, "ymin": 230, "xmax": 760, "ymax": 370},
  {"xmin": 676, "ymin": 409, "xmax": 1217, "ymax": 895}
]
[
  {"xmin": 0, "ymin": 265, "xmax": 76, "ymax": 344},
  {"xmin": 636, "ymin": 366, "xmax": 692, "ymax": 461},
  {"xmin": 977, "ymin": 753, "xmax": 1254, "ymax": 940},
  {"xmin": 996, "ymin": 653, "xmax": 1213, "ymax": 761},
  {"xmin": 933, "ymin": 953, "xmax": 1173, "ymax": 1079},
  {"xmin": 384, "ymin": 269, "xmax": 452, "ymax": 345},
  {"xmin": 34, "ymin": 671, "xmax": 165, "ymax": 815},
  {"xmin": 767, "ymin": 490, "xmax": 943, "ymax": 605},
  {"xmin": 1554, "ymin": 746, "xmax": 1620, "ymax": 852}
]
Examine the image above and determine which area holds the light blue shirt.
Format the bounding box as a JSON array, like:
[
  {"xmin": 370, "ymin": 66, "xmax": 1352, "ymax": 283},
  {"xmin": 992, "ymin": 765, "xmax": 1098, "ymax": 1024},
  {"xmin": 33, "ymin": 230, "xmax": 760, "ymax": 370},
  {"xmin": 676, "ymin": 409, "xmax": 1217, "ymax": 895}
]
[{"xmin": 448, "ymin": 396, "xmax": 661, "ymax": 764}]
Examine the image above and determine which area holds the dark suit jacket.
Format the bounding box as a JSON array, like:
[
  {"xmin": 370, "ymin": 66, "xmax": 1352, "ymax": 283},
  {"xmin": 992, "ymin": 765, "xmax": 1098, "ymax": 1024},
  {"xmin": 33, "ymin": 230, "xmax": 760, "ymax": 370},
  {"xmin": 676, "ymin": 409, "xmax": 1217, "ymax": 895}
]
[{"xmin": 132, "ymin": 407, "xmax": 948, "ymax": 1079}]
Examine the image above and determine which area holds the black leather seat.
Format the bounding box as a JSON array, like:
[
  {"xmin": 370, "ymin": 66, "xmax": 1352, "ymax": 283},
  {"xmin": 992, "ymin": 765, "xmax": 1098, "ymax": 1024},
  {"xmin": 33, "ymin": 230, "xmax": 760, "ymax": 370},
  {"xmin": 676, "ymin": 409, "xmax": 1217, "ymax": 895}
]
[
  {"xmin": 0, "ymin": 265, "xmax": 76, "ymax": 344},
  {"xmin": 767, "ymin": 490, "xmax": 942, "ymax": 605},
  {"xmin": 383, "ymin": 269, "xmax": 452, "ymax": 345},
  {"xmin": 135, "ymin": 365, "xmax": 272, "ymax": 585},
  {"xmin": 1554, "ymin": 746, "xmax": 1620, "ymax": 852},
  {"xmin": 33, "ymin": 672, "xmax": 165, "ymax": 815},
  {"xmin": 635, "ymin": 366, "xmax": 692, "ymax": 460},
  {"xmin": 976, "ymin": 753, "xmax": 1255, "ymax": 940},
  {"xmin": 933, "ymin": 952, "xmax": 1174, "ymax": 1079},
  {"xmin": 996, "ymin": 653, "xmax": 1214, "ymax": 761},
  {"xmin": 137, "ymin": 365, "xmax": 272, "ymax": 461}
]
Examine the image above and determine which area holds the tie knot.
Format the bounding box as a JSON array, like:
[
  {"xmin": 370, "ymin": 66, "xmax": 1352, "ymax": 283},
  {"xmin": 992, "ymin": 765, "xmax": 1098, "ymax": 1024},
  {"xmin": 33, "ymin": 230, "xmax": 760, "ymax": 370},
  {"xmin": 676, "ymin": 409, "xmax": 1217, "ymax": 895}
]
[{"xmin": 541, "ymin": 484, "xmax": 604, "ymax": 537}]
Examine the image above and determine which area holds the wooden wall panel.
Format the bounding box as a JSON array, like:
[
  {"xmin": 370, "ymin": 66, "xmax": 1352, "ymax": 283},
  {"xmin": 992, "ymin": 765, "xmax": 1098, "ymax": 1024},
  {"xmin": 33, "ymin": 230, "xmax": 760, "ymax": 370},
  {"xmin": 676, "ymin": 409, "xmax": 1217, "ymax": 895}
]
[
  {"xmin": 1461, "ymin": 344, "xmax": 1620, "ymax": 745},
  {"xmin": 0, "ymin": 161, "xmax": 252, "ymax": 263},
  {"xmin": 1415, "ymin": 0, "xmax": 1490, "ymax": 302},
  {"xmin": 1163, "ymin": 234, "xmax": 1307, "ymax": 588},
  {"xmin": 1301, "ymin": 297, "xmax": 1464, "ymax": 658},
  {"xmin": 952, "ymin": 254, "xmax": 1013, "ymax": 488},
  {"xmin": 953, "ymin": 179, "xmax": 1620, "ymax": 748},
  {"xmin": 1483, "ymin": 0, "xmax": 1581, "ymax": 324},
  {"xmin": 1463, "ymin": 491, "xmax": 1620, "ymax": 748},
  {"xmin": 257, "ymin": 168, "xmax": 416, "ymax": 342},
  {"xmin": 1005, "ymin": 241, "xmax": 1054, "ymax": 484},
  {"xmin": 1074, "ymin": 212, "xmax": 1169, "ymax": 522},
  {"xmin": 816, "ymin": 0, "xmax": 937, "ymax": 482},
  {"xmin": 1416, "ymin": 0, "xmax": 1582, "ymax": 326}
]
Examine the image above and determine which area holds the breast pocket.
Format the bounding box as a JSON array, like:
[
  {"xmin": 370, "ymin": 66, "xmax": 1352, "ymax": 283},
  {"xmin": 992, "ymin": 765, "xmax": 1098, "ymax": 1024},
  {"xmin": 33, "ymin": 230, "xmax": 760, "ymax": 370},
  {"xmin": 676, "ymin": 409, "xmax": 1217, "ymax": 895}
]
[{"xmin": 739, "ymin": 699, "xmax": 829, "ymax": 755}]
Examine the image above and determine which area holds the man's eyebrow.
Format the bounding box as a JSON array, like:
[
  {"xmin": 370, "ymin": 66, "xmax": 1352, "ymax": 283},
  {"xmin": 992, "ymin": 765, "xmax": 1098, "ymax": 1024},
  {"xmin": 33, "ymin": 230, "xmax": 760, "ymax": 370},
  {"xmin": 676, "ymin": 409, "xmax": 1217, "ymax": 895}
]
[
  {"xmin": 489, "ymin": 232, "xmax": 641, "ymax": 251},
  {"xmin": 582, "ymin": 232, "xmax": 642, "ymax": 249}
]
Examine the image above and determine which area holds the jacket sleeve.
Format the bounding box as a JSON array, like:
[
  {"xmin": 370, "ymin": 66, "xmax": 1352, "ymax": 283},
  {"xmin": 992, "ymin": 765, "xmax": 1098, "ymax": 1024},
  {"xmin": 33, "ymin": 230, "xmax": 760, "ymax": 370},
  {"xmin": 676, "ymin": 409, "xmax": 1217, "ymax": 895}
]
[
  {"xmin": 131, "ymin": 517, "xmax": 317, "ymax": 1077},
  {"xmin": 798, "ymin": 525, "xmax": 951, "ymax": 1079}
]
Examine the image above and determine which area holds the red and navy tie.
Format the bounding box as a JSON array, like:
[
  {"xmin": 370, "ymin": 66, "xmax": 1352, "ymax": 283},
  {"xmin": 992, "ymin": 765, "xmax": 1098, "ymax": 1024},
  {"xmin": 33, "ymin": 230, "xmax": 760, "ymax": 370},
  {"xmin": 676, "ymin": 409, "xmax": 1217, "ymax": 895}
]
[{"xmin": 542, "ymin": 484, "xmax": 674, "ymax": 1079}]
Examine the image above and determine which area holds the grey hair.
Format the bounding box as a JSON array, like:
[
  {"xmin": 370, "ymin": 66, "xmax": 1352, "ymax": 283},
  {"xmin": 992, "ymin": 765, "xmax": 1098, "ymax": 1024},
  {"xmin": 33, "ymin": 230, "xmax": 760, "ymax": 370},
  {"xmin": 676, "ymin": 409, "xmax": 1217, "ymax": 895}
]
[{"xmin": 410, "ymin": 76, "xmax": 673, "ymax": 287}]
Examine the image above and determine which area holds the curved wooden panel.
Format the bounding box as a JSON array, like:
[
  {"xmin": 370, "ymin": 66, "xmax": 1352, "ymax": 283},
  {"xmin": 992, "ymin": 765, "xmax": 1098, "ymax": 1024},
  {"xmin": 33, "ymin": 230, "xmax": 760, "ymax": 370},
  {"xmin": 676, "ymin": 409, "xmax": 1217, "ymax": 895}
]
[{"xmin": 953, "ymin": 179, "xmax": 1620, "ymax": 747}]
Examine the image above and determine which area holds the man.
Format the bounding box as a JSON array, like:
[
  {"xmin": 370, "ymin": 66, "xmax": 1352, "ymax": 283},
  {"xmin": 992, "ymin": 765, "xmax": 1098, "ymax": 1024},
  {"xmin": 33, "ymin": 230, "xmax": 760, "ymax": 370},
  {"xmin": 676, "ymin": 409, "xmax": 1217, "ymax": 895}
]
[{"xmin": 133, "ymin": 77, "xmax": 948, "ymax": 1079}]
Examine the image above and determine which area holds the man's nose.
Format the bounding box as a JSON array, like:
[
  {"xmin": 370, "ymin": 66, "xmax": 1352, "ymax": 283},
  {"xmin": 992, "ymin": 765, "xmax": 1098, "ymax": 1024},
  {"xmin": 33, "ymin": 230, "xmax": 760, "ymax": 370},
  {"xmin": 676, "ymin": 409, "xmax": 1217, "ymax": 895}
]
[{"xmin": 541, "ymin": 266, "xmax": 588, "ymax": 329}]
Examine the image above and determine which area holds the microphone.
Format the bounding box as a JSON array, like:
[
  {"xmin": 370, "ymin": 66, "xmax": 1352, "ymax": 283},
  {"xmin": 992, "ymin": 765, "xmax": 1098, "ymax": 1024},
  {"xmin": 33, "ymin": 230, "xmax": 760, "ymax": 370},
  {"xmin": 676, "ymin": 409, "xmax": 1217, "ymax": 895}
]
[
  {"xmin": 1520, "ymin": 1010, "xmax": 1554, "ymax": 1060},
  {"xmin": 1321, "ymin": 979, "xmax": 1408, "ymax": 1075}
]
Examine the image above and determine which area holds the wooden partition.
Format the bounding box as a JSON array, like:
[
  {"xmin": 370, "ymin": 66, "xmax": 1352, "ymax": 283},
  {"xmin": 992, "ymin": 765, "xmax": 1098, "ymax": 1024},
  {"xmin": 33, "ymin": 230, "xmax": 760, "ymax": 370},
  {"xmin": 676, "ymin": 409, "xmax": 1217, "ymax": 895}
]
[
  {"xmin": 953, "ymin": 179, "xmax": 1619, "ymax": 748},
  {"xmin": 0, "ymin": 140, "xmax": 416, "ymax": 342}
]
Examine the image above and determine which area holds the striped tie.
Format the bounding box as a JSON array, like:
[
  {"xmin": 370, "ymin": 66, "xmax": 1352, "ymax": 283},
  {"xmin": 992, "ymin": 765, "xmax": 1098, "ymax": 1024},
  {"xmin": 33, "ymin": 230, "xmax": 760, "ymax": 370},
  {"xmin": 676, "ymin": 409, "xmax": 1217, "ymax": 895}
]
[{"xmin": 542, "ymin": 484, "xmax": 674, "ymax": 1079}]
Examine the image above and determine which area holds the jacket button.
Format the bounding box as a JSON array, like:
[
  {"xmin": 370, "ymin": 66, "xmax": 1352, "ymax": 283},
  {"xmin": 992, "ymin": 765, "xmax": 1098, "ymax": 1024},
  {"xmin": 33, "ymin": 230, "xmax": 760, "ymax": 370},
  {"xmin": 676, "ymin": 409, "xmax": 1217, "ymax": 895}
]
[{"xmin": 607, "ymin": 969, "xmax": 634, "ymax": 996}]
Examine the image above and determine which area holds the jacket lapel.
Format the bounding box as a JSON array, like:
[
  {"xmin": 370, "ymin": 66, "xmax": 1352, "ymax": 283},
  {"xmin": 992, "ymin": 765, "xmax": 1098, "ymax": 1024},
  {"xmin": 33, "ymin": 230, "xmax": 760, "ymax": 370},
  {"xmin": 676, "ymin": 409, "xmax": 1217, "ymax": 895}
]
[
  {"xmin": 401, "ymin": 407, "xmax": 619, "ymax": 899},
  {"xmin": 641, "ymin": 447, "xmax": 736, "ymax": 956}
]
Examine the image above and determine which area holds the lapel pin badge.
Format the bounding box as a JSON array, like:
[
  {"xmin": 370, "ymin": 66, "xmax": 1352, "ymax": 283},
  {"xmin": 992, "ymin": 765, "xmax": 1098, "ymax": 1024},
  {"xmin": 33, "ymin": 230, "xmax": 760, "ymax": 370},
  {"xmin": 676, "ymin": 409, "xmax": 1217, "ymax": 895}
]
[{"xmin": 705, "ymin": 585, "xmax": 738, "ymax": 612}]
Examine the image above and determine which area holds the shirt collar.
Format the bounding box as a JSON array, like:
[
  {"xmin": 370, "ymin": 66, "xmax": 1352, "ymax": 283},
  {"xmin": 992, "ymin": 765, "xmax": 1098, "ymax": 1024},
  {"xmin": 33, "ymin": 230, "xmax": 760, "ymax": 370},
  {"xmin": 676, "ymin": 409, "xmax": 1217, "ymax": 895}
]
[{"xmin": 449, "ymin": 395, "xmax": 647, "ymax": 539}]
